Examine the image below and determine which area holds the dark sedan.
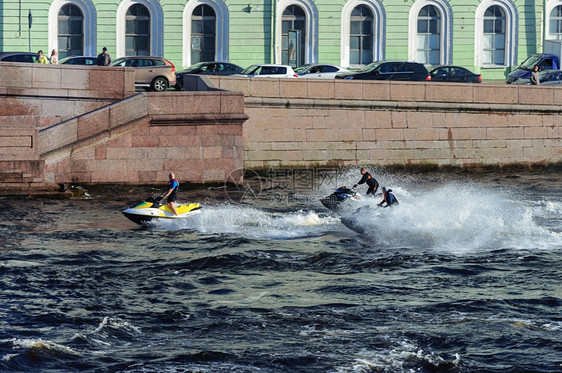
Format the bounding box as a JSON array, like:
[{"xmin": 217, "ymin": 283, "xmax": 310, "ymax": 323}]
[
  {"xmin": 175, "ymin": 61, "xmax": 243, "ymax": 90},
  {"xmin": 0, "ymin": 52, "xmax": 37, "ymax": 63},
  {"xmin": 59, "ymin": 56, "xmax": 97, "ymax": 65},
  {"xmin": 335, "ymin": 61, "xmax": 428, "ymax": 81},
  {"xmin": 426, "ymin": 65, "xmax": 482, "ymax": 83}
]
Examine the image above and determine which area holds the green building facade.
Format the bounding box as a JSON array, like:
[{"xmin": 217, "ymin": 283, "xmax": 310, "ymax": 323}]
[{"xmin": 1, "ymin": 0, "xmax": 560, "ymax": 80}]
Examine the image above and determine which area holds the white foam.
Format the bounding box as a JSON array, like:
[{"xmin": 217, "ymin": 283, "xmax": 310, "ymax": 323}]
[
  {"xmin": 93, "ymin": 316, "xmax": 142, "ymax": 335},
  {"xmin": 342, "ymin": 182, "xmax": 562, "ymax": 252},
  {"xmin": 2, "ymin": 337, "xmax": 81, "ymax": 356},
  {"xmin": 334, "ymin": 338, "xmax": 460, "ymax": 373},
  {"xmin": 152, "ymin": 204, "xmax": 341, "ymax": 239}
]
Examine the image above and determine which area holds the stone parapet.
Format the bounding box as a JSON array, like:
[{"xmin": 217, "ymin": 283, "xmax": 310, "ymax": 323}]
[
  {"xmin": 212, "ymin": 76, "xmax": 562, "ymax": 106},
  {"xmin": 210, "ymin": 77, "xmax": 562, "ymax": 170},
  {"xmin": 0, "ymin": 62, "xmax": 135, "ymax": 98}
]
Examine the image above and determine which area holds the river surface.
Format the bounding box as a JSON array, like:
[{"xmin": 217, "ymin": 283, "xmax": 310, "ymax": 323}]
[{"xmin": 1, "ymin": 170, "xmax": 561, "ymax": 373}]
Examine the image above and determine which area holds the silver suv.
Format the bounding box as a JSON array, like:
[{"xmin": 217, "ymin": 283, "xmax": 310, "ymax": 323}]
[{"xmin": 112, "ymin": 56, "xmax": 176, "ymax": 91}]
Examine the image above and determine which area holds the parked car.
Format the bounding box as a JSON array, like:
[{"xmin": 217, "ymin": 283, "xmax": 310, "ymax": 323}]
[
  {"xmin": 112, "ymin": 56, "xmax": 176, "ymax": 92},
  {"xmin": 426, "ymin": 65, "xmax": 482, "ymax": 83},
  {"xmin": 511, "ymin": 69, "xmax": 562, "ymax": 86},
  {"xmin": 174, "ymin": 61, "xmax": 243, "ymax": 90},
  {"xmin": 0, "ymin": 52, "xmax": 38, "ymax": 63},
  {"xmin": 235, "ymin": 64, "xmax": 298, "ymax": 78},
  {"xmin": 294, "ymin": 63, "xmax": 350, "ymax": 79},
  {"xmin": 335, "ymin": 61, "xmax": 428, "ymax": 81},
  {"xmin": 59, "ymin": 56, "xmax": 97, "ymax": 65}
]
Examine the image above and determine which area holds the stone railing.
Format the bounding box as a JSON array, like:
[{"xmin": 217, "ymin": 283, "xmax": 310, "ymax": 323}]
[{"xmin": 209, "ymin": 77, "xmax": 562, "ymax": 170}]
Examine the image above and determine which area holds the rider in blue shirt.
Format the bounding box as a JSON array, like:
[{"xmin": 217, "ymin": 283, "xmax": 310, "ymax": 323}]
[{"xmin": 162, "ymin": 172, "xmax": 179, "ymax": 215}]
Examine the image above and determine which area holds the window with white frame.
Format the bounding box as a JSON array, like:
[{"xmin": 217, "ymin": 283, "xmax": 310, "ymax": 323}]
[
  {"xmin": 350, "ymin": 5, "xmax": 373, "ymax": 65},
  {"xmin": 550, "ymin": 5, "xmax": 562, "ymax": 39},
  {"xmin": 48, "ymin": 0, "xmax": 96, "ymax": 58},
  {"xmin": 117, "ymin": 0, "xmax": 163, "ymax": 58},
  {"xmin": 408, "ymin": 0, "xmax": 451, "ymax": 66},
  {"xmin": 58, "ymin": 4, "xmax": 84, "ymax": 58},
  {"xmin": 182, "ymin": 0, "xmax": 228, "ymax": 67},
  {"xmin": 416, "ymin": 5, "xmax": 440, "ymax": 65},
  {"xmin": 125, "ymin": 4, "xmax": 150, "ymax": 56},
  {"xmin": 474, "ymin": 0, "xmax": 516, "ymax": 67},
  {"xmin": 282, "ymin": 5, "xmax": 306, "ymax": 66},
  {"xmin": 276, "ymin": 0, "xmax": 318, "ymax": 65},
  {"xmin": 340, "ymin": 0, "xmax": 384, "ymax": 67},
  {"xmin": 191, "ymin": 5, "xmax": 216, "ymax": 63},
  {"xmin": 482, "ymin": 5, "xmax": 506, "ymax": 65}
]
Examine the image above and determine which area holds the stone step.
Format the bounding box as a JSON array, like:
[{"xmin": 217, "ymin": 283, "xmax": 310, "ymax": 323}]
[
  {"xmin": 0, "ymin": 169, "xmax": 42, "ymax": 183},
  {"xmin": 0, "ymin": 182, "xmax": 71, "ymax": 198}
]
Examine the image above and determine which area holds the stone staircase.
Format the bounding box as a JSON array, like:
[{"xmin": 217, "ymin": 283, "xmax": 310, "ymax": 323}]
[{"xmin": 0, "ymin": 162, "xmax": 46, "ymax": 195}]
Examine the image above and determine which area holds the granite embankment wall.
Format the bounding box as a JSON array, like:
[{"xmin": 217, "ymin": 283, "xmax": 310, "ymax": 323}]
[
  {"xmin": 0, "ymin": 63, "xmax": 246, "ymax": 194},
  {"xmin": 210, "ymin": 77, "xmax": 562, "ymax": 170},
  {"xmin": 41, "ymin": 91, "xmax": 246, "ymax": 186}
]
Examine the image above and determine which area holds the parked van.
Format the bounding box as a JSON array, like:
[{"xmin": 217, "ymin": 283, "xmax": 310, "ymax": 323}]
[{"xmin": 507, "ymin": 40, "xmax": 562, "ymax": 83}]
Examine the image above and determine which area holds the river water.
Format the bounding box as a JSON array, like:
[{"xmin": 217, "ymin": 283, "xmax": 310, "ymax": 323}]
[{"xmin": 1, "ymin": 170, "xmax": 560, "ymax": 373}]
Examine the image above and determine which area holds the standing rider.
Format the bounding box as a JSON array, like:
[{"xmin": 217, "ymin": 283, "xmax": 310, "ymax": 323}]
[
  {"xmin": 353, "ymin": 167, "xmax": 379, "ymax": 196},
  {"xmin": 162, "ymin": 172, "xmax": 179, "ymax": 215},
  {"xmin": 378, "ymin": 187, "xmax": 399, "ymax": 208}
]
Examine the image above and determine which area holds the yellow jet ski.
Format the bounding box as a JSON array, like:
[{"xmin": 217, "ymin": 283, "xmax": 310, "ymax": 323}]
[{"xmin": 122, "ymin": 196, "xmax": 201, "ymax": 224}]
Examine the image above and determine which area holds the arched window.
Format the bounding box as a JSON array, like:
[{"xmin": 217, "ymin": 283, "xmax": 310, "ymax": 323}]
[
  {"xmin": 483, "ymin": 5, "xmax": 506, "ymax": 65},
  {"xmin": 58, "ymin": 4, "xmax": 84, "ymax": 58},
  {"xmin": 48, "ymin": 0, "xmax": 96, "ymax": 57},
  {"xmin": 341, "ymin": 0, "xmax": 384, "ymax": 67},
  {"xmin": 549, "ymin": 5, "xmax": 562, "ymax": 39},
  {"xmin": 417, "ymin": 5, "xmax": 440, "ymax": 65},
  {"xmin": 126, "ymin": 4, "xmax": 151, "ymax": 56},
  {"xmin": 475, "ymin": 0, "xmax": 516, "ymax": 67},
  {"xmin": 276, "ymin": 0, "xmax": 317, "ymax": 65},
  {"xmin": 191, "ymin": 5, "xmax": 216, "ymax": 63},
  {"xmin": 117, "ymin": 0, "xmax": 163, "ymax": 57},
  {"xmin": 282, "ymin": 5, "xmax": 306, "ymax": 66},
  {"xmin": 408, "ymin": 0, "xmax": 452, "ymax": 66},
  {"xmin": 182, "ymin": 0, "xmax": 229, "ymax": 67},
  {"xmin": 350, "ymin": 5, "xmax": 373, "ymax": 65}
]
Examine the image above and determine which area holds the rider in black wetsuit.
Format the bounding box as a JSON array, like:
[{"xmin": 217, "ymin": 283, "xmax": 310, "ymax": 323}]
[
  {"xmin": 354, "ymin": 167, "xmax": 379, "ymax": 196},
  {"xmin": 378, "ymin": 187, "xmax": 399, "ymax": 208}
]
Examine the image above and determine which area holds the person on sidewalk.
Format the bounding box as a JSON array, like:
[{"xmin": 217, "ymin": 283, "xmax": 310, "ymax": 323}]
[{"xmin": 97, "ymin": 47, "xmax": 112, "ymax": 66}]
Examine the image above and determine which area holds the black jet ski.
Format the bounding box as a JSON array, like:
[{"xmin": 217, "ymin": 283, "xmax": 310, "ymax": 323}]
[
  {"xmin": 340, "ymin": 205, "xmax": 380, "ymax": 234},
  {"xmin": 320, "ymin": 186, "xmax": 367, "ymax": 213},
  {"xmin": 122, "ymin": 196, "xmax": 201, "ymax": 225}
]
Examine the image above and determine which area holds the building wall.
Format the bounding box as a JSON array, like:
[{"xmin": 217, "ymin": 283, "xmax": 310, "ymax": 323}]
[{"xmin": 0, "ymin": 1, "xmax": 554, "ymax": 80}]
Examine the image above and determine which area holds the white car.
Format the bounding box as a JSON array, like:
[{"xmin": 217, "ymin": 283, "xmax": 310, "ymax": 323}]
[
  {"xmin": 294, "ymin": 63, "xmax": 350, "ymax": 79},
  {"xmin": 236, "ymin": 64, "xmax": 298, "ymax": 78}
]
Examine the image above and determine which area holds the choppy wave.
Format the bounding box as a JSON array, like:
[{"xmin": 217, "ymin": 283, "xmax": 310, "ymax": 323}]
[{"xmin": 0, "ymin": 173, "xmax": 560, "ymax": 373}]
